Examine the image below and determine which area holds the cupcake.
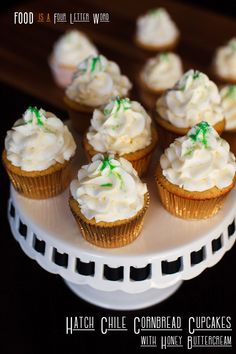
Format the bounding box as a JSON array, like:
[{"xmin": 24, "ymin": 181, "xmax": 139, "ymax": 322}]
[
  {"xmin": 213, "ymin": 38, "xmax": 236, "ymax": 84},
  {"xmin": 2, "ymin": 106, "xmax": 76, "ymax": 199},
  {"xmin": 138, "ymin": 52, "xmax": 183, "ymax": 110},
  {"xmin": 64, "ymin": 54, "xmax": 132, "ymax": 134},
  {"xmin": 69, "ymin": 154, "xmax": 149, "ymax": 248},
  {"xmin": 156, "ymin": 121, "xmax": 236, "ymax": 219},
  {"xmin": 155, "ymin": 69, "xmax": 225, "ymax": 149},
  {"xmin": 135, "ymin": 8, "xmax": 179, "ymax": 52},
  {"xmin": 83, "ymin": 97, "xmax": 158, "ymax": 176},
  {"xmin": 49, "ymin": 30, "xmax": 98, "ymax": 88},
  {"xmin": 220, "ymin": 85, "xmax": 236, "ymax": 153}
]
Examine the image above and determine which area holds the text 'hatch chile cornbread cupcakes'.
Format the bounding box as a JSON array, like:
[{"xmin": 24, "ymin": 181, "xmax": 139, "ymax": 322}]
[
  {"xmin": 2, "ymin": 106, "xmax": 76, "ymax": 199},
  {"xmin": 220, "ymin": 85, "xmax": 236, "ymax": 154},
  {"xmin": 69, "ymin": 154, "xmax": 149, "ymax": 248},
  {"xmin": 49, "ymin": 30, "xmax": 98, "ymax": 88},
  {"xmin": 135, "ymin": 8, "xmax": 180, "ymax": 52},
  {"xmin": 83, "ymin": 97, "xmax": 158, "ymax": 176},
  {"xmin": 64, "ymin": 54, "xmax": 132, "ymax": 134},
  {"xmin": 138, "ymin": 52, "xmax": 183, "ymax": 111},
  {"xmin": 156, "ymin": 121, "xmax": 236, "ymax": 220},
  {"xmin": 155, "ymin": 69, "xmax": 225, "ymax": 149},
  {"xmin": 213, "ymin": 38, "xmax": 236, "ymax": 85}
]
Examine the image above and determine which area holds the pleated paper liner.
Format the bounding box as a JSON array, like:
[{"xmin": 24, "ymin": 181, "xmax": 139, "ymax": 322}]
[
  {"xmin": 155, "ymin": 165, "xmax": 236, "ymax": 220},
  {"xmin": 69, "ymin": 193, "xmax": 150, "ymax": 248},
  {"xmin": 2, "ymin": 150, "xmax": 74, "ymax": 199},
  {"xmin": 82, "ymin": 126, "xmax": 158, "ymax": 177},
  {"xmin": 155, "ymin": 115, "xmax": 226, "ymax": 150}
]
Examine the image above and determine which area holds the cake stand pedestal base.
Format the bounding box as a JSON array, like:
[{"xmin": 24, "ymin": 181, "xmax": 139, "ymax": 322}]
[{"xmin": 65, "ymin": 280, "xmax": 183, "ymax": 310}]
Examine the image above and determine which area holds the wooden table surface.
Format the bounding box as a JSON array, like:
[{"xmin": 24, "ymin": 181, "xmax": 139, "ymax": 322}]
[{"xmin": 0, "ymin": 0, "xmax": 235, "ymax": 111}]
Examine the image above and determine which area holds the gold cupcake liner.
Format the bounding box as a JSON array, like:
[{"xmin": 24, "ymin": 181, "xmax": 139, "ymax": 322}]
[
  {"xmin": 69, "ymin": 194, "xmax": 149, "ymax": 248},
  {"xmin": 2, "ymin": 150, "xmax": 74, "ymax": 199},
  {"xmin": 156, "ymin": 178, "xmax": 228, "ymax": 220}
]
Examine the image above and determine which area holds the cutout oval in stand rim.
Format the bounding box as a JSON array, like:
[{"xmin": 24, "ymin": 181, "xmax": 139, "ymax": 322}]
[
  {"xmin": 33, "ymin": 235, "xmax": 46, "ymax": 255},
  {"xmin": 52, "ymin": 248, "xmax": 68, "ymax": 268},
  {"xmin": 104, "ymin": 265, "xmax": 124, "ymax": 281},
  {"xmin": 76, "ymin": 259, "xmax": 95, "ymax": 276},
  {"xmin": 161, "ymin": 257, "xmax": 182, "ymax": 275},
  {"xmin": 19, "ymin": 220, "xmax": 27, "ymax": 239},
  {"xmin": 212, "ymin": 235, "xmax": 223, "ymax": 253},
  {"xmin": 191, "ymin": 247, "xmax": 205, "ymax": 266},
  {"xmin": 130, "ymin": 264, "xmax": 151, "ymax": 281},
  {"xmin": 228, "ymin": 219, "xmax": 235, "ymax": 237}
]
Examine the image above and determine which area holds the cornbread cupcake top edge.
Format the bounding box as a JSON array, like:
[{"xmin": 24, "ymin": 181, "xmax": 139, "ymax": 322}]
[
  {"xmin": 66, "ymin": 54, "xmax": 132, "ymax": 107},
  {"xmin": 5, "ymin": 106, "xmax": 76, "ymax": 172},
  {"xmin": 160, "ymin": 121, "xmax": 236, "ymax": 192},
  {"xmin": 70, "ymin": 154, "xmax": 147, "ymax": 222},
  {"xmin": 156, "ymin": 69, "xmax": 224, "ymax": 128},
  {"xmin": 87, "ymin": 97, "xmax": 152, "ymax": 155}
]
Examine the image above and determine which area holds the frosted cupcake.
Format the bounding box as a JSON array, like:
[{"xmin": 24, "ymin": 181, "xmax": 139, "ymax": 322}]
[
  {"xmin": 156, "ymin": 121, "xmax": 236, "ymax": 219},
  {"xmin": 138, "ymin": 52, "xmax": 183, "ymax": 110},
  {"xmin": 69, "ymin": 154, "xmax": 149, "ymax": 248},
  {"xmin": 213, "ymin": 38, "xmax": 236, "ymax": 84},
  {"xmin": 220, "ymin": 85, "xmax": 236, "ymax": 154},
  {"xmin": 156, "ymin": 70, "xmax": 225, "ymax": 149},
  {"xmin": 49, "ymin": 30, "xmax": 98, "ymax": 88},
  {"xmin": 2, "ymin": 106, "xmax": 76, "ymax": 199},
  {"xmin": 64, "ymin": 54, "xmax": 132, "ymax": 133},
  {"xmin": 83, "ymin": 97, "xmax": 158, "ymax": 176},
  {"xmin": 135, "ymin": 8, "xmax": 179, "ymax": 52}
]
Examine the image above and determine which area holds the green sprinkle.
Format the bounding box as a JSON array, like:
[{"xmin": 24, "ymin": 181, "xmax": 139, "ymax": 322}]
[
  {"xmin": 189, "ymin": 121, "xmax": 210, "ymax": 147},
  {"xmin": 90, "ymin": 55, "xmax": 102, "ymax": 72},
  {"xmin": 113, "ymin": 171, "xmax": 124, "ymax": 189},
  {"xmin": 193, "ymin": 71, "xmax": 201, "ymax": 80},
  {"xmin": 28, "ymin": 106, "xmax": 44, "ymax": 126},
  {"xmin": 229, "ymin": 39, "xmax": 236, "ymax": 51},
  {"xmin": 225, "ymin": 85, "xmax": 236, "ymax": 99},
  {"xmin": 100, "ymin": 183, "xmax": 113, "ymax": 187},
  {"xmin": 100, "ymin": 157, "xmax": 116, "ymax": 171},
  {"xmin": 160, "ymin": 52, "xmax": 169, "ymax": 61},
  {"xmin": 104, "ymin": 97, "xmax": 131, "ymax": 117},
  {"xmin": 148, "ymin": 8, "xmax": 161, "ymax": 16}
]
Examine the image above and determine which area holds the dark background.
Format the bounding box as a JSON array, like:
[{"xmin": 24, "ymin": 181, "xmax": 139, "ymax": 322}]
[{"xmin": 1, "ymin": 1, "xmax": 236, "ymax": 353}]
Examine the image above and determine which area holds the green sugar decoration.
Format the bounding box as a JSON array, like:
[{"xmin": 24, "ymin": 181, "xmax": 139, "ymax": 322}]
[
  {"xmin": 28, "ymin": 106, "xmax": 44, "ymax": 126},
  {"xmin": 90, "ymin": 55, "xmax": 102, "ymax": 72},
  {"xmin": 100, "ymin": 183, "xmax": 113, "ymax": 187},
  {"xmin": 104, "ymin": 97, "xmax": 131, "ymax": 116},
  {"xmin": 192, "ymin": 70, "xmax": 201, "ymax": 80},
  {"xmin": 99, "ymin": 156, "xmax": 124, "ymax": 189},
  {"xmin": 100, "ymin": 156, "xmax": 116, "ymax": 171},
  {"xmin": 189, "ymin": 121, "xmax": 210, "ymax": 147},
  {"xmin": 230, "ymin": 39, "xmax": 236, "ymax": 51},
  {"xmin": 226, "ymin": 85, "xmax": 236, "ymax": 98},
  {"xmin": 148, "ymin": 8, "xmax": 161, "ymax": 16},
  {"xmin": 160, "ymin": 52, "xmax": 169, "ymax": 62}
]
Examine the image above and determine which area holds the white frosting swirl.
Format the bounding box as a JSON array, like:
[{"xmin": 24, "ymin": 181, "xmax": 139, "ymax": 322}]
[
  {"xmin": 52, "ymin": 30, "xmax": 97, "ymax": 66},
  {"xmin": 156, "ymin": 70, "xmax": 223, "ymax": 128},
  {"xmin": 66, "ymin": 55, "xmax": 132, "ymax": 107},
  {"xmin": 5, "ymin": 107, "xmax": 76, "ymax": 172},
  {"xmin": 136, "ymin": 8, "xmax": 179, "ymax": 46},
  {"xmin": 87, "ymin": 98, "xmax": 152, "ymax": 155},
  {"xmin": 70, "ymin": 154, "xmax": 147, "ymax": 222},
  {"xmin": 141, "ymin": 52, "xmax": 183, "ymax": 90},
  {"xmin": 214, "ymin": 38, "xmax": 236, "ymax": 80},
  {"xmin": 220, "ymin": 85, "xmax": 236, "ymax": 130},
  {"xmin": 160, "ymin": 122, "xmax": 236, "ymax": 192}
]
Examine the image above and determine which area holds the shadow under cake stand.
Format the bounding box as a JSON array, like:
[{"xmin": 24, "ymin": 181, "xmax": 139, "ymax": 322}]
[{"xmin": 8, "ymin": 173, "xmax": 236, "ymax": 310}]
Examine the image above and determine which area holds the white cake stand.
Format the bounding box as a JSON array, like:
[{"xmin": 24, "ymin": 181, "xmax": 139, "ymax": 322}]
[{"xmin": 8, "ymin": 168, "xmax": 236, "ymax": 310}]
